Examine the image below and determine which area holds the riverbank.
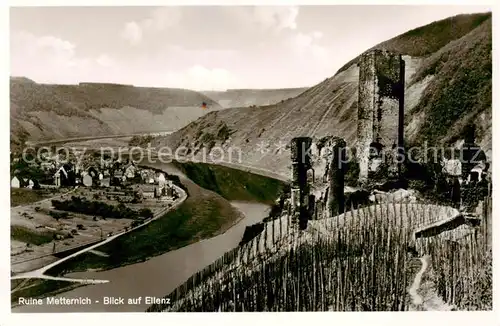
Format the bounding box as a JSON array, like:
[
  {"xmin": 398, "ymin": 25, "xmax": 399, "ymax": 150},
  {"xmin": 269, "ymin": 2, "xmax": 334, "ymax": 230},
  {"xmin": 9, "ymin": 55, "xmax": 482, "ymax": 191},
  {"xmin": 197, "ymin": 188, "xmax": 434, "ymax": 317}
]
[{"xmin": 172, "ymin": 161, "xmax": 286, "ymax": 204}]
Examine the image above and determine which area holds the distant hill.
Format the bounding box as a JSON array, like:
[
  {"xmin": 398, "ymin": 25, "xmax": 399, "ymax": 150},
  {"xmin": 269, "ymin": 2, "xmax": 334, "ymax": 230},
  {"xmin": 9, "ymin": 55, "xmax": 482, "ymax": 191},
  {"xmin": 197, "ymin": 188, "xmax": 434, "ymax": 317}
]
[
  {"xmin": 10, "ymin": 80, "xmax": 223, "ymax": 151},
  {"xmin": 155, "ymin": 13, "xmax": 492, "ymax": 177},
  {"xmin": 202, "ymin": 88, "xmax": 308, "ymax": 108}
]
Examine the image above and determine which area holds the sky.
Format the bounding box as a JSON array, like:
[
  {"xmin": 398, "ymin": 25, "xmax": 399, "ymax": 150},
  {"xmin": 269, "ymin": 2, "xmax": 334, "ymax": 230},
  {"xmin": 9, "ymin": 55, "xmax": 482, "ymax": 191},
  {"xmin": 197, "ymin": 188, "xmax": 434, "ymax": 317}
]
[{"xmin": 10, "ymin": 5, "xmax": 491, "ymax": 91}]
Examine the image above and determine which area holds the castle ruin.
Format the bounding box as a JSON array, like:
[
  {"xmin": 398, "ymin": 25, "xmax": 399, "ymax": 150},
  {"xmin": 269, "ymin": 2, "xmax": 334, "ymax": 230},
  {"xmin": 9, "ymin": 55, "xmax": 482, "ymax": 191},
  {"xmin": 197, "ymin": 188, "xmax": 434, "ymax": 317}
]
[
  {"xmin": 327, "ymin": 138, "xmax": 346, "ymax": 217},
  {"xmin": 290, "ymin": 137, "xmax": 314, "ymax": 230},
  {"xmin": 356, "ymin": 49, "xmax": 405, "ymax": 183}
]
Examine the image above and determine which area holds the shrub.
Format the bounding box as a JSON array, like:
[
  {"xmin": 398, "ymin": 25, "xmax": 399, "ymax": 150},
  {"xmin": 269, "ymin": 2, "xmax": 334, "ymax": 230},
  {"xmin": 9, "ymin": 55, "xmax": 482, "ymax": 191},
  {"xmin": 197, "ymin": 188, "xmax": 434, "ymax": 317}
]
[
  {"xmin": 344, "ymin": 160, "xmax": 360, "ymax": 187},
  {"xmin": 139, "ymin": 208, "xmax": 154, "ymax": 219},
  {"xmin": 51, "ymin": 197, "xmax": 140, "ymax": 219}
]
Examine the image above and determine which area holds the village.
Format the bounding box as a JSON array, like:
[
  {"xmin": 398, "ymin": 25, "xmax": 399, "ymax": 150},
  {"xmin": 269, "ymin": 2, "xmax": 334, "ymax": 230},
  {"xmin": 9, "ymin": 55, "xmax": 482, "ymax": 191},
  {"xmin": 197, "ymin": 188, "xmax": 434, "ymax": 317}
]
[{"xmin": 10, "ymin": 149, "xmax": 181, "ymax": 274}]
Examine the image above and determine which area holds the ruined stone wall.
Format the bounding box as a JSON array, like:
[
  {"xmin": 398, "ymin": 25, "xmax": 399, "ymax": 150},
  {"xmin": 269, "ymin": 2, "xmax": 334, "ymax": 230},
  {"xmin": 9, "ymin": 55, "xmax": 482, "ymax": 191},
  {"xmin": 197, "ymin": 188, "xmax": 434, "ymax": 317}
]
[
  {"xmin": 328, "ymin": 138, "xmax": 346, "ymax": 216},
  {"xmin": 357, "ymin": 52, "xmax": 376, "ymax": 182},
  {"xmin": 290, "ymin": 137, "xmax": 313, "ymax": 230},
  {"xmin": 357, "ymin": 49, "xmax": 405, "ymax": 182}
]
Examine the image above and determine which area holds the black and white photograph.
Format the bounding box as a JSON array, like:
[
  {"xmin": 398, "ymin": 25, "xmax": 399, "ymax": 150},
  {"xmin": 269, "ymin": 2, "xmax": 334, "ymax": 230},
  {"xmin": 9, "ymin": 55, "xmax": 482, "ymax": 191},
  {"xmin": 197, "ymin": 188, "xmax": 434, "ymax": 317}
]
[{"xmin": 6, "ymin": 2, "xmax": 495, "ymax": 319}]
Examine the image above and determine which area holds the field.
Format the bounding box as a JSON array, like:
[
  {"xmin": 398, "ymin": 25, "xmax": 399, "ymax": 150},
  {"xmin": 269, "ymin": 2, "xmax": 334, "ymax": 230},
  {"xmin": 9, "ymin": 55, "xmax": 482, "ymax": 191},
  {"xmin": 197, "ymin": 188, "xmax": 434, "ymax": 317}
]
[
  {"xmin": 147, "ymin": 199, "xmax": 492, "ymax": 312},
  {"xmin": 11, "ymin": 225, "xmax": 55, "ymax": 246},
  {"xmin": 10, "ymin": 188, "xmax": 57, "ymax": 207}
]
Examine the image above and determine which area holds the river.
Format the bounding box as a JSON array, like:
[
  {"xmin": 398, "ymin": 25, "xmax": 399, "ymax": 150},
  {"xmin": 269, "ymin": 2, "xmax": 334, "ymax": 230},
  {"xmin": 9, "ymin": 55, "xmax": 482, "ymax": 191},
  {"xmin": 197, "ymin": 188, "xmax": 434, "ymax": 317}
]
[{"xmin": 12, "ymin": 162, "xmax": 270, "ymax": 313}]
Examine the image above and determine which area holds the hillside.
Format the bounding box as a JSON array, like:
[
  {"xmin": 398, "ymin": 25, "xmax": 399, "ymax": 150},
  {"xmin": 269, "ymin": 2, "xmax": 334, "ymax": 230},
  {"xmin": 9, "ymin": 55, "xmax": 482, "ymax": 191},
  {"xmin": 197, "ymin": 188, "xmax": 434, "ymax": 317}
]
[
  {"xmin": 202, "ymin": 88, "xmax": 308, "ymax": 108},
  {"xmin": 155, "ymin": 13, "xmax": 492, "ymax": 177},
  {"xmin": 10, "ymin": 79, "xmax": 223, "ymax": 151}
]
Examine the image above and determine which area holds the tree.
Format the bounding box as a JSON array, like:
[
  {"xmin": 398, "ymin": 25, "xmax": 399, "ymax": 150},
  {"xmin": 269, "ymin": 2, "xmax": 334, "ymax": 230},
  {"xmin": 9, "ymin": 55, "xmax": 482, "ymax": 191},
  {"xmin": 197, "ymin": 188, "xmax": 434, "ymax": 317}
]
[{"xmin": 139, "ymin": 208, "xmax": 154, "ymax": 219}]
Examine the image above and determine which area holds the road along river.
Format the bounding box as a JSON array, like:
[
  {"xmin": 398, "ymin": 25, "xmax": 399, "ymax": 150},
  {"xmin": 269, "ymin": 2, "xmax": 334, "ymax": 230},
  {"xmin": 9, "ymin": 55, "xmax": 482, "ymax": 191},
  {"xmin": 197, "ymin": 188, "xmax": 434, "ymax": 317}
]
[{"xmin": 12, "ymin": 199, "xmax": 270, "ymax": 313}]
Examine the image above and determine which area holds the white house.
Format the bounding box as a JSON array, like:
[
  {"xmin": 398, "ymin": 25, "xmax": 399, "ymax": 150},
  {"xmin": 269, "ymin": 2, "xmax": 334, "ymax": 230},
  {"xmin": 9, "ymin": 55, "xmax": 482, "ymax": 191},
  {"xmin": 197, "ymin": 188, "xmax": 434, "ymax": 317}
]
[
  {"xmin": 158, "ymin": 173, "xmax": 166, "ymax": 191},
  {"xmin": 158, "ymin": 173, "xmax": 166, "ymax": 184},
  {"xmin": 11, "ymin": 176, "xmax": 20, "ymax": 188},
  {"xmin": 467, "ymin": 165, "xmax": 484, "ymax": 184},
  {"xmin": 100, "ymin": 177, "xmax": 111, "ymax": 188},
  {"xmin": 443, "ymin": 158, "xmax": 462, "ymax": 177},
  {"xmin": 26, "ymin": 179, "xmax": 35, "ymax": 189},
  {"xmin": 141, "ymin": 185, "xmax": 156, "ymax": 199},
  {"xmin": 83, "ymin": 174, "xmax": 93, "ymax": 187},
  {"xmin": 124, "ymin": 163, "xmax": 137, "ymax": 179},
  {"xmin": 54, "ymin": 165, "xmax": 68, "ymax": 178}
]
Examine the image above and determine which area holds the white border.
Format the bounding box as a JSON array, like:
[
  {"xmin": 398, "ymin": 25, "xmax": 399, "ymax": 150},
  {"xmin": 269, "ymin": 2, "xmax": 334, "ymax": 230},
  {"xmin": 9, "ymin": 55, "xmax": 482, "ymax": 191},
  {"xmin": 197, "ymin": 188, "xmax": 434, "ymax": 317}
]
[
  {"xmin": 4, "ymin": 0, "xmax": 497, "ymax": 6},
  {"xmin": 2, "ymin": 1, "xmax": 499, "ymax": 326}
]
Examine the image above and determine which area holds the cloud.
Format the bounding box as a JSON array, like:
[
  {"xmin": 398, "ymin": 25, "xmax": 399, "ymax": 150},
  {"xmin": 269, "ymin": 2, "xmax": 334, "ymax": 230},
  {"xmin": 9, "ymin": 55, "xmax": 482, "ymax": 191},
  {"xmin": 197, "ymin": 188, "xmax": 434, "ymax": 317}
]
[
  {"xmin": 121, "ymin": 22, "xmax": 143, "ymax": 45},
  {"xmin": 10, "ymin": 31, "xmax": 116, "ymax": 84},
  {"xmin": 312, "ymin": 31, "xmax": 323, "ymax": 39},
  {"xmin": 221, "ymin": 6, "xmax": 299, "ymax": 34},
  {"xmin": 163, "ymin": 65, "xmax": 239, "ymax": 91},
  {"xmin": 288, "ymin": 31, "xmax": 328, "ymax": 61},
  {"xmin": 252, "ymin": 6, "xmax": 299, "ymax": 31},
  {"xmin": 10, "ymin": 31, "xmax": 239, "ymax": 89},
  {"xmin": 11, "ymin": 32, "xmax": 81, "ymax": 69},
  {"xmin": 162, "ymin": 45, "xmax": 238, "ymax": 66},
  {"xmin": 121, "ymin": 7, "xmax": 182, "ymax": 45},
  {"xmin": 96, "ymin": 54, "xmax": 116, "ymax": 67},
  {"xmin": 144, "ymin": 7, "xmax": 182, "ymax": 30}
]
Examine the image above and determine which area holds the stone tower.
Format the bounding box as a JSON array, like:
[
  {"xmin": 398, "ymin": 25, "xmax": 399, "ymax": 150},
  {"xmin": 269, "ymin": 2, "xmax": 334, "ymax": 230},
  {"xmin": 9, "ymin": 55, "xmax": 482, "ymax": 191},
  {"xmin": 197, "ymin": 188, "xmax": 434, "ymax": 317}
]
[
  {"xmin": 356, "ymin": 49, "xmax": 405, "ymax": 183},
  {"xmin": 328, "ymin": 138, "xmax": 346, "ymax": 217},
  {"xmin": 290, "ymin": 137, "xmax": 313, "ymax": 230}
]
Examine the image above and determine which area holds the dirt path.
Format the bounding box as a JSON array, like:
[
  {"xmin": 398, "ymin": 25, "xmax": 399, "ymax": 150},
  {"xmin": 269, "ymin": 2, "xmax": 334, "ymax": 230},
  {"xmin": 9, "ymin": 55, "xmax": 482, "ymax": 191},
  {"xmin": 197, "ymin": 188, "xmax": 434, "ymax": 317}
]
[
  {"xmin": 409, "ymin": 255, "xmax": 428, "ymax": 306},
  {"xmin": 408, "ymin": 255, "xmax": 455, "ymax": 311}
]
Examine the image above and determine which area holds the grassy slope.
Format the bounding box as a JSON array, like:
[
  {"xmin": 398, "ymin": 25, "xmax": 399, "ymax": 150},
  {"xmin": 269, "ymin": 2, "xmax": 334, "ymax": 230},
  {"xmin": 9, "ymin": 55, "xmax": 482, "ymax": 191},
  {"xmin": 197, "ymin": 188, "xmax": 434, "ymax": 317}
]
[
  {"xmin": 336, "ymin": 12, "xmax": 492, "ymax": 147},
  {"xmin": 409, "ymin": 17, "xmax": 492, "ymax": 146},
  {"xmin": 10, "ymin": 80, "xmax": 220, "ymax": 116},
  {"xmin": 336, "ymin": 13, "xmax": 491, "ymax": 73},
  {"xmin": 45, "ymin": 177, "xmax": 244, "ymax": 275},
  {"xmin": 202, "ymin": 88, "xmax": 308, "ymax": 108},
  {"xmin": 172, "ymin": 161, "xmax": 286, "ymax": 204}
]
